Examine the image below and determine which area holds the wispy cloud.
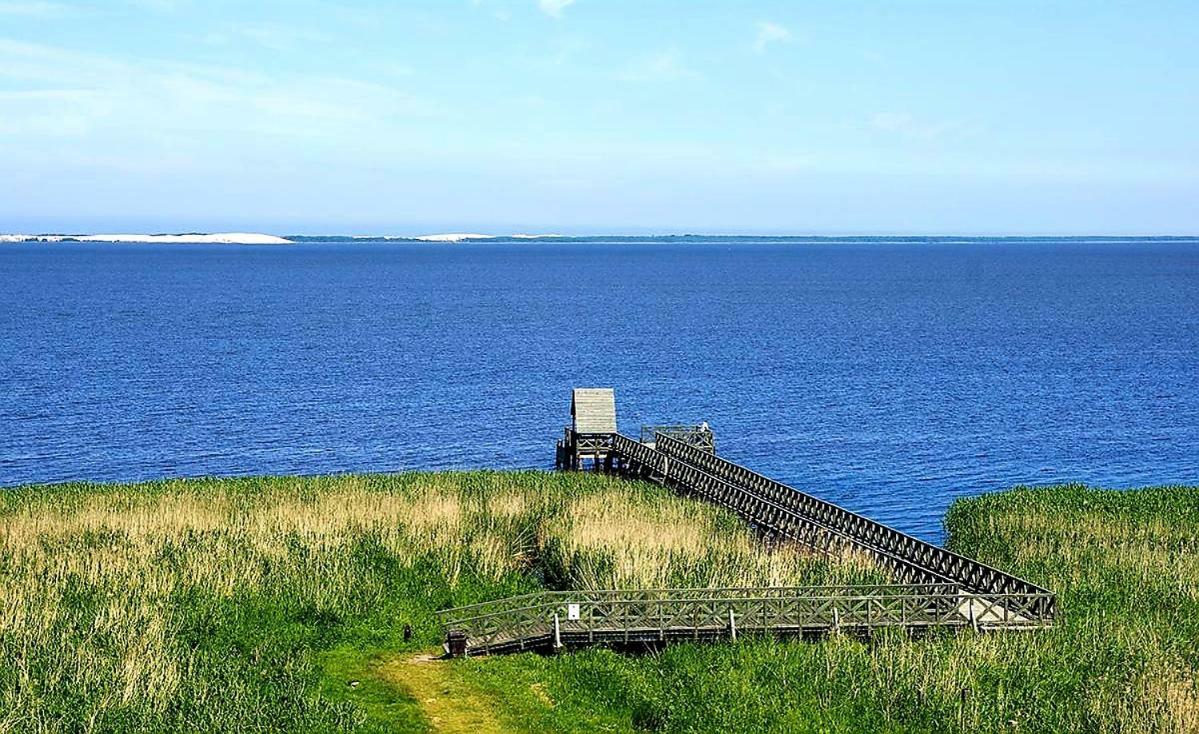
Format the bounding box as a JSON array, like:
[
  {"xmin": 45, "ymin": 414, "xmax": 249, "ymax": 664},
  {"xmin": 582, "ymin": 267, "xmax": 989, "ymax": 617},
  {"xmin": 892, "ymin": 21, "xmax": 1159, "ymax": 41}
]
[
  {"xmin": 760, "ymin": 153, "xmax": 814, "ymax": 173},
  {"xmin": 0, "ymin": 87, "xmax": 99, "ymax": 136},
  {"xmin": 754, "ymin": 21, "xmax": 791, "ymax": 53},
  {"xmin": 544, "ymin": 35, "xmax": 591, "ymax": 65},
  {"xmin": 869, "ymin": 112, "xmax": 970, "ymax": 140},
  {"xmin": 538, "ymin": 0, "xmax": 574, "ymax": 19},
  {"xmin": 618, "ymin": 50, "xmax": 699, "ymax": 83},
  {"xmin": 869, "ymin": 112, "xmax": 914, "ymax": 132},
  {"xmin": 123, "ymin": 0, "xmax": 186, "ymax": 12},
  {"xmin": 207, "ymin": 22, "xmax": 328, "ymax": 52},
  {"xmin": 0, "ymin": 39, "xmax": 442, "ymax": 148},
  {"xmin": 0, "ymin": 1, "xmax": 72, "ymax": 17},
  {"xmin": 470, "ymin": 0, "xmax": 512, "ymax": 21},
  {"xmin": 379, "ymin": 63, "xmax": 416, "ymax": 78}
]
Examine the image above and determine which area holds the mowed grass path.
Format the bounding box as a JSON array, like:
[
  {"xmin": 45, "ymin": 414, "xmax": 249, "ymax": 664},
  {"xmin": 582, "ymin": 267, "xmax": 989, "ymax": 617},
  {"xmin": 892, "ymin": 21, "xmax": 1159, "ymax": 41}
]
[{"xmin": 2, "ymin": 474, "xmax": 1196, "ymax": 732}]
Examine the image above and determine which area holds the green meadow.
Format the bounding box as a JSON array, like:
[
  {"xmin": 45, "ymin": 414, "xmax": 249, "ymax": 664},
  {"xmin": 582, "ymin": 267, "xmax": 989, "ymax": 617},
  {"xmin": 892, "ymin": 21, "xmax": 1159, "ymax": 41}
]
[{"xmin": 1, "ymin": 473, "xmax": 1195, "ymax": 732}]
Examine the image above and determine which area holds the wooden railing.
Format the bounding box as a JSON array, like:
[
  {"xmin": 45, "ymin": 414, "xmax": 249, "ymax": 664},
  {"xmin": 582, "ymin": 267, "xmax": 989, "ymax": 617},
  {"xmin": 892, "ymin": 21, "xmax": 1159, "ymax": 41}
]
[
  {"xmin": 640, "ymin": 425, "xmax": 716, "ymax": 452},
  {"xmin": 439, "ymin": 584, "xmax": 1054, "ymax": 657},
  {"xmin": 609, "ymin": 433, "xmax": 955, "ymax": 588},
  {"xmin": 645, "ymin": 433, "xmax": 1056, "ymax": 619}
]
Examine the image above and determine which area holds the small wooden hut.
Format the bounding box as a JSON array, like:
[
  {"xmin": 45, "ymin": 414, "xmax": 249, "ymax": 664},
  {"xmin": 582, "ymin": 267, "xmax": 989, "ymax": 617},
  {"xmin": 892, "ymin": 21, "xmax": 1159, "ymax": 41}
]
[{"xmin": 556, "ymin": 388, "xmax": 617, "ymax": 471}]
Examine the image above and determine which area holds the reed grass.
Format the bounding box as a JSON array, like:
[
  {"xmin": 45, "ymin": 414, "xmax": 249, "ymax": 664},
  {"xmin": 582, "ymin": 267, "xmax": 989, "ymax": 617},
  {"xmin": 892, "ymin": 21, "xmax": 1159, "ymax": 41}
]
[
  {"xmin": 0, "ymin": 471, "xmax": 870, "ymax": 732},
  {"xmin": 4, "ymin": 475, "xmax": 1193, "ymax": 732}
]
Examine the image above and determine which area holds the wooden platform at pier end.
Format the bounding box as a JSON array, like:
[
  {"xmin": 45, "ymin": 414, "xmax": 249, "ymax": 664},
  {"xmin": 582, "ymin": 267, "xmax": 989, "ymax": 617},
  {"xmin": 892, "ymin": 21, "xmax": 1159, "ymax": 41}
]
[{"xmin": 555, "ymin": 387, "xmax": 618, "ymax": 471}]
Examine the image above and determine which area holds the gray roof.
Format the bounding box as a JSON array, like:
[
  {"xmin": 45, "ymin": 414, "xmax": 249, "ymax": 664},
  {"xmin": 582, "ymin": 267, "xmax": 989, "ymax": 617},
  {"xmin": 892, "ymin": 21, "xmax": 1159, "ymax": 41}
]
[{"xmin": 571, "ymin": 388, "xmax": 616, "ymax": 434}]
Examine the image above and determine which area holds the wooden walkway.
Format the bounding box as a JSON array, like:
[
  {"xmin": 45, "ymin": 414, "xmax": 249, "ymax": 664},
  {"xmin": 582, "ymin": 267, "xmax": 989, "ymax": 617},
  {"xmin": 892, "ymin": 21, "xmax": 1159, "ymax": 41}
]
[
  {"xmin": 619, "ymin": 433, "xmax": 1054, "ymax": 617},
  {"xmin": 440, "ymin": 425, "xmax": 1056, "ymax": 657},
  {"xmin": 439, "ymin": 584, "xmax": 1050, "ymax": 657}
]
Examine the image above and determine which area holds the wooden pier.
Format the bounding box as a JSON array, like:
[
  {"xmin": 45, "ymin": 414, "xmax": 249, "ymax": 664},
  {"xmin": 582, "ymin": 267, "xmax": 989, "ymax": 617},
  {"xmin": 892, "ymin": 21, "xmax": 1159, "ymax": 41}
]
[{"xmin": 443, "ymin": 388, "xmax": 1056, "ymax": 657}]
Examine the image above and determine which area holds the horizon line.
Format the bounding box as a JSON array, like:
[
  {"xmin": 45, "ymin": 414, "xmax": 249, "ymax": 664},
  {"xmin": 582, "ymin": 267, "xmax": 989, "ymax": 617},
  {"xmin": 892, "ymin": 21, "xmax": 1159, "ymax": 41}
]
[{"xmin": 5, "ymin": 231, "xmax": 1199, "ymax": 240}]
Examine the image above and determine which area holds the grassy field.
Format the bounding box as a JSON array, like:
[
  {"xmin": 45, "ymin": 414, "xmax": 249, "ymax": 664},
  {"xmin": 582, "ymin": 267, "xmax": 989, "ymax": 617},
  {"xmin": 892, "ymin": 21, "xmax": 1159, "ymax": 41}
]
[
  {"xmin": 1, "ymin": 474, "xmax": 1196, "ymax": 732},
  {"xmin": 0, "ymin": 471, "xmax": 877, "ymax": 732}
]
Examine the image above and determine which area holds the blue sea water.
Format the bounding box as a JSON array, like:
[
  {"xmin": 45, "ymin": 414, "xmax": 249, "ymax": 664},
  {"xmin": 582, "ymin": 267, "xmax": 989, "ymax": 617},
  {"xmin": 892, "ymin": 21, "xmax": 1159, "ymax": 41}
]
[{"xmin": 2, "ymin": 238, "xmax": 1197, "ymax": 541}]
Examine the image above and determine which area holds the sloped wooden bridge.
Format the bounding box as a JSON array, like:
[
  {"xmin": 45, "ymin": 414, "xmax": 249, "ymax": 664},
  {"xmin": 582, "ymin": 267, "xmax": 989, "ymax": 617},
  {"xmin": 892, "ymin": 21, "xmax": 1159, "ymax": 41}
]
[{"xmin": 441, "ymin": 389, "xmax": 1056, "ymax": 657}]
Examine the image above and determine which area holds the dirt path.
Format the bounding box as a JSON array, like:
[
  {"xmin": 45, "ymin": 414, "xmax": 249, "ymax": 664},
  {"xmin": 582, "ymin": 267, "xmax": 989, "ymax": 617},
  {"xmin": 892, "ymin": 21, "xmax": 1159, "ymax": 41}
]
[{"xmin": 376, "ymin": 653, "xmax": 513, "ymax": 733}]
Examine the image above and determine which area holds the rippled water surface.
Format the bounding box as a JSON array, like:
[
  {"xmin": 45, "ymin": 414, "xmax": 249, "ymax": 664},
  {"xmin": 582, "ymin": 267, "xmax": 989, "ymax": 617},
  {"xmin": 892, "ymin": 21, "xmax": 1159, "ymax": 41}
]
[{"xmin": 2, "ymin": 239, "xmax": 1197, "ymax": 540}]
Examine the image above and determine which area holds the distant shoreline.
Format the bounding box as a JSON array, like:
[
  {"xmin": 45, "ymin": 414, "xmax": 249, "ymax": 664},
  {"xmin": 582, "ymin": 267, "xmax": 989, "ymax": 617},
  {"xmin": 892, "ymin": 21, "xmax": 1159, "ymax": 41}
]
[
  {"xmin": 4, "ymin": 232, "xmax": 1198, "ymax": 246},
  {"xmin": 0, "ymin": 232, "xmax": 292, "ymax": 245}
]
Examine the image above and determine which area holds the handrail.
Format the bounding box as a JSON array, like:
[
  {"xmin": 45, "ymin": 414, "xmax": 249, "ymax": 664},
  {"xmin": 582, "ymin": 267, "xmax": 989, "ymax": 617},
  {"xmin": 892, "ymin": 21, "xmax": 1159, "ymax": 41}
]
[
  {"xmin": 640, "ymin": 425, "xmax": 715, "ymax": 447},
  {"xmin": 438, "ymin": 583, "xmax": 961, "ymax": 624},
  {"xmin": 439, "ymin": 584, "xmax": 1054, "ymax": 656},
  {"xmin": 650, "ymin": 433, "xmax": 1055, "ymax": 617},
  {"xmin": 610, "ymin": 433, "xmax": 958, "ymax": 587}
]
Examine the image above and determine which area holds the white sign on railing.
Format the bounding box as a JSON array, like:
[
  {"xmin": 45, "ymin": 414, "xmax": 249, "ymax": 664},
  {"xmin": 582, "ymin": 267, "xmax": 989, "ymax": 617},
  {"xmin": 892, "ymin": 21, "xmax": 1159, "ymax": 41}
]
[{"xmin": 567, "ymin": 603, "xmax": 580, "ymax": 620}]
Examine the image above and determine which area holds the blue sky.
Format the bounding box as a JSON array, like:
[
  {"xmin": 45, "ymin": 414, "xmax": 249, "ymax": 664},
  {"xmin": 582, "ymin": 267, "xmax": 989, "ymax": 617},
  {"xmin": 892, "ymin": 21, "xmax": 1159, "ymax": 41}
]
[{"xmin": 0, "ymin": 0, "xmax": 1195, "ymax": 235}]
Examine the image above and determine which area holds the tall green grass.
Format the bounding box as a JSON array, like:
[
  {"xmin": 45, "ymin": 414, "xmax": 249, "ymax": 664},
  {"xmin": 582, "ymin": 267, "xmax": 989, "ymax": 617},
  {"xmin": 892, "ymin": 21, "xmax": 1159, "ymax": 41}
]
[
  {"xmin": 4, "ymin": 476, "xmax": 1195, "ymax": 732},
  {"xmin": 0, "ymin": 471, "xmax": 873, "ymax": 732}
]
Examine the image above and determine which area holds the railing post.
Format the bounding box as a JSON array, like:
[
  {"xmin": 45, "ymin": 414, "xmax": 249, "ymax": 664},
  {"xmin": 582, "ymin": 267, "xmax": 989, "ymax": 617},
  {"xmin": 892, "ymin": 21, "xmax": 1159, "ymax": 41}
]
[
  {"xmin": 553, "ymin": 612, "xmax": 562, "ymax": 651},
  {"xmin": 729, "ymin": 608, "xmax": 737, "ymax": 642},
  {"xmin": 446, "ymin": 629, "xmax": 467, "ymax": 658}
]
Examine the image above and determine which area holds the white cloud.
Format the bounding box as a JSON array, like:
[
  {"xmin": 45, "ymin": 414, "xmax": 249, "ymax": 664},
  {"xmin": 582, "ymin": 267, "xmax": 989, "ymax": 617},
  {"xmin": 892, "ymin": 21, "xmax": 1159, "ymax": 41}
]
[
  {"xmin": 618, "ymin": 50, "xmax": 699, "ymax": 83},
  {"xmin": 761, "ymin": 154, "xmax": 814, "ymax": 173},
  {"xmin": 0, "ymin": 1, "xmax": 71, "ymax": 17},
  {"xmin": 380, "ymin": 63, "xmax": 416, "ymax": 78},
  {"xmin": 0, "ymin": 39, "xmax": 442, "ymax": 149},
  {"xmin": 869, "ymin": 112, "xmax": 914, "ymax": 133},
  {"xmin": 124, "ymin": 0, "xmax": 186, "ymax": 12},
  {"xmin": 0, "ymin": 89, "xmax": 96, "ymax": 136},
  {"xmin": 212, "ymin": 23, "xmax": 329, "ymax": 52},
  {"xmin": 468, "ymin": 0, "xmax": 511, "ymax": 21},
  {"xmin": 538, "ymin": 0, "xmax": 573, "ymax": 19},
  {"xmin": 754, "ymin": 21, "xmax": 791, "ymax": 53},
  {"xmin": 869, "ymin": 112, "xmax": 969, "ymax": 140},
  {"xmin": 545, "ymin": 35, "xmax": 591, "ymax": 65}
]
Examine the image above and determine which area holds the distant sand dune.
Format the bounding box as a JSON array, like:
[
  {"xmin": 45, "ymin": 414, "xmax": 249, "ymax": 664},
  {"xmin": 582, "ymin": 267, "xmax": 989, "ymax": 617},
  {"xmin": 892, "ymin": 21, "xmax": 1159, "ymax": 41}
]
[{"xmin": 1, "ymin": 232, "xmax": 293, "ymax": 244}]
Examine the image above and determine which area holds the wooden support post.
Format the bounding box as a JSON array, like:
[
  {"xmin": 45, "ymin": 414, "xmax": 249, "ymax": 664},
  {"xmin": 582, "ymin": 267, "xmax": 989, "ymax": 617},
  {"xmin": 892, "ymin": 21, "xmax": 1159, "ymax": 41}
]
[
  {"xmin": 446, "ymin": 630, "xmax": 467, "ymax": 658},
  {"xmin": 729, "ymin": 608, "xmax": 737, "ymax": 642},
  {"xmin": 553, "ymin": 613, "xmax": 562, "ymax": 650}
]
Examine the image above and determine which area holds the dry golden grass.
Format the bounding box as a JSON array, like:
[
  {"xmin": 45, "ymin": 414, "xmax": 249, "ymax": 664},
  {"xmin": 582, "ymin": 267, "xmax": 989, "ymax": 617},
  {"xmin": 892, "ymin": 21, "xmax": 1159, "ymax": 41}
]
[{"xmin": 548, "ymin": 487, "xmax": 877, "ymax": 589}]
